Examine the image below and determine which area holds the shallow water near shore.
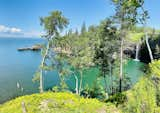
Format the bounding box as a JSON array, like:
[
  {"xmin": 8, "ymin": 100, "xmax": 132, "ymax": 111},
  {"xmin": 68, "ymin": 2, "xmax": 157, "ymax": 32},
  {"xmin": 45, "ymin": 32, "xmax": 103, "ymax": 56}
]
[{"xmin": 0, "ymin": 37, "xmax": 144, "ymax": 103}]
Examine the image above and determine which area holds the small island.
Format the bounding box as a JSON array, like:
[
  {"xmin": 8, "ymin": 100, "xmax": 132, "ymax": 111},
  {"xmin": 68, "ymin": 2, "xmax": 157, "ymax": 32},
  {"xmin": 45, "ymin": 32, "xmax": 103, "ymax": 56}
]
[{"xmin": 17, "ymin": 45, "xmax": 42, "ymax": 51}]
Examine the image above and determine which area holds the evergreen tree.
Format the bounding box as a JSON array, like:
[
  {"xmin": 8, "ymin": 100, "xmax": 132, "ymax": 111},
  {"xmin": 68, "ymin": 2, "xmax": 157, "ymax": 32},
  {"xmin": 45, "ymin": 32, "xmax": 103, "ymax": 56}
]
[
  {"xmin": 81, "ymin": 22, "xmax": 87, "ymax": 35},
  {"xmin": 95, "ymin": 19, "xmax": 119, "ymax": 95},
  {"xmin": 111, "ymin": 0, "xmax": 147, "ymax": 92}
]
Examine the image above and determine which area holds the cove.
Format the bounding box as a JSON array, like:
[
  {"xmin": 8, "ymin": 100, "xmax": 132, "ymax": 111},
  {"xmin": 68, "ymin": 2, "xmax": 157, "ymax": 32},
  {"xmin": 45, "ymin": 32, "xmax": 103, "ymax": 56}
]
[{"xmin": 0, "ymin": 38, "xmax": 144, "ymax": 103}]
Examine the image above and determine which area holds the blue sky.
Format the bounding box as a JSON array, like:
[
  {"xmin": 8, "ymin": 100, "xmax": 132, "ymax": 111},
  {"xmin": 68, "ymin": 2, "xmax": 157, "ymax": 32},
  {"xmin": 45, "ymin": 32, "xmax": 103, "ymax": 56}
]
[{"xmin": 0, "ymin": 0, "xmax": 159, "ymax": 38}]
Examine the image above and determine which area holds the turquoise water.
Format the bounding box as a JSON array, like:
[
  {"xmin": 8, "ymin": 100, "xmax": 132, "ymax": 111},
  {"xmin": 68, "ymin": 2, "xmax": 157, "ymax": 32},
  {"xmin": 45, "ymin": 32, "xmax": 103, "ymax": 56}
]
[
  {"xmin": 0, "ymin": 38, "xmax": 144, "ymax": 103},
  {"xmin": 124, "ymin": 60, "xmax": 144, "ymax": 84},
  {"xmin": 0, "ymin": 38, "xmax": 60, "ymax": 103}
]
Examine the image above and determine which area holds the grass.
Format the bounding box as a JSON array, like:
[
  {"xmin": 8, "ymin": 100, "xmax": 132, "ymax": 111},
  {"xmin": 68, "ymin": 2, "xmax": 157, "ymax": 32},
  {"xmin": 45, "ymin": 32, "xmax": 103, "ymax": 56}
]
[
  {"xmin": 1, "ymin": 76, "xmax": 159, "ymax": 113},
  {"xmin": 0, "ymin": 92, "xmax": 120, "ymax": 113}
]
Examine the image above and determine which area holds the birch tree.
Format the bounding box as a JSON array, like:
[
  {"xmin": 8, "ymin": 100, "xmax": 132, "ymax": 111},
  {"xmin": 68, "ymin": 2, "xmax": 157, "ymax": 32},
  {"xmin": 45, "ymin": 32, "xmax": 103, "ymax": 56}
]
[
  {"xmin": 38, "ymin": 11, "xmax": 69, "ymax": 93},
  {"xmin": 111, "ymin": 0, "xmax": 147, "ymax": 92}
]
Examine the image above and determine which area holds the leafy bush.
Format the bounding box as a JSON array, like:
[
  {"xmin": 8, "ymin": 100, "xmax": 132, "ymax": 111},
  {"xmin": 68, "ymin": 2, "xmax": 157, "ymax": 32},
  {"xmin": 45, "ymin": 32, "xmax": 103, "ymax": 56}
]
[
  {"xmin": 124, "ymin": 77, "xmax": 157, "ymax": 113},
  {"xmin": 123, "ymin": 60, "xmax": 160, "ymax": 113},
  {"xmin": 149, "ymin": 60, "xmax": 160, "ymax": 77},
  {"xmin": 105, "ymin": 93, "xmax": 127, "ymax": 107},
  {"xmin": 149, "ymin": 60, "xmax": 160, "ymax": 106},
  {"xmin": 81, "ymin": 79, "xmax": 106, "ymax": 100}
]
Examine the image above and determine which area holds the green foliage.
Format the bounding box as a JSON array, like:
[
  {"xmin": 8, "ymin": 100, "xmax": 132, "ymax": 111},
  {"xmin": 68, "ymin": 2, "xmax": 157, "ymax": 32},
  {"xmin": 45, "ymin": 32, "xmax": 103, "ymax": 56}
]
[
  {"xmin": 112, "ymin": 0, "xmax": 147, "ymax": 28},
  {"xmin": 128, "ymin": 32, "xmax": 144, "ymax": 42},
  {"xmin": 52, "ymin": 84, "xmax": 69, "ymax": 93},
  {"xmin": 81, "ymin": 79, "xmax": 106, "ymax": 100},
  {"xmin": 149, "ymin": 60, "xmax": 160, "ymax": 77},
  {"xmin": 155, "ymin": 44, "xmax": 160, "ymax": 55},
  {"xmin": 111, "ymin": 75, "xmax": 132, "ymax": 94},
  {"xmin": 40, "ymin": 11, "xmax": 69, "ymax": 38},
  {"xmin": 49, "ymin": 21, "xmax": 99, "ymax": 94},
  {"xmin": 31, "ymin": 4, "xmax": 160, "ymax": 113},
  {"xmin": 111, "ymin": 0, "xmax": 147, "ymax": 94},
  {"xmin": 81, "ymin": 22, "xmax": 87, "ymax": 35},
  {"xmin": 39, "ymin": 10, "xmax": 69, "ymax": 73},
  {"xmin": 156, "ymin": 86, "xmax": 160, "ymax": 106},
  {"xmin": 106, "ymin": 93, "xmax": 127, "ymax": 107},
  {"xmin": 94, "ymin": 19, "xmax": 119, "ymax": 94},
  {"xmin": 32, "ymin": 71, "xmax": 41, "ymax": 81},
  {"xmin": 149, "ymin": 60, "xmax": 160, "ymax": 107},
  {"xmin": 34, "ymin": 10, "xmax": 69, "ymax": 92},
  {"xmin": 0, "ymin": 92, "xmax": 120, "ymax": 113},
  {"xmin": 124, "ymin": 77, "xmax": 157, "ymax": 113}
]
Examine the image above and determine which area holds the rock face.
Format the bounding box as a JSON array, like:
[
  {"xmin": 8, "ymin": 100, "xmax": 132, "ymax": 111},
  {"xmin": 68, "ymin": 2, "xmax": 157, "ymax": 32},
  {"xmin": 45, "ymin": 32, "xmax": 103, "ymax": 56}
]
[
  {"xmin": 123, "ymin": 43, "xmax": 137, "ymax": 59},
  {"xmin": 18, "ymin": 45, "xmax": 42, "ymax": 51},
  {"xmin": 124, "ymin": 35, "xmax": 160, "ymax": 63},
  {"xmin": 123, "ymin": 47, "xmax": 135, "ymax": 58}
]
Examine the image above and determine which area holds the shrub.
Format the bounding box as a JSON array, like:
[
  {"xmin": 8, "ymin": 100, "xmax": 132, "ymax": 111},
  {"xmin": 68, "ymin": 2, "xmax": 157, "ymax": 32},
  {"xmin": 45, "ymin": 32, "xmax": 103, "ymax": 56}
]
[
  {"xmin": 149, "ymin": 60, "xmax": 160, "ymax": 77},
  {"xmin": 149, "ymin": 60, "xmax": 160, "ymax": 106},
  {"xmin": 105, "ymin": 93, "xmax": 127, "ymax": 107},
  {"xmin": 81, "ymin": 80, "xmax": 106, "ymax": 100},
  {"xmin": 124, "ymin": 77, "xmax": 157, "ymax": 113}
]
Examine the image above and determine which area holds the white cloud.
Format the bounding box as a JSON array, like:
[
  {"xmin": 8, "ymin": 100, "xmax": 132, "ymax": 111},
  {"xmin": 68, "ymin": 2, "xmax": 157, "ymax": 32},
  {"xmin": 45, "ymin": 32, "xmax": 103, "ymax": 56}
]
[
  {"xmin": 0, "ymin": 25, "xmax": 42, "ymax": 38},
  {"xmin": 0, "ymin": 25, "xmax": 21, "ymax": 33},
  {"xmin": 10, "ymin": 27, "xmax": 21, "ymax": 33},
  {"xmin": 23, "ymin": 30, "xmax": 43, "ymax": 37}
]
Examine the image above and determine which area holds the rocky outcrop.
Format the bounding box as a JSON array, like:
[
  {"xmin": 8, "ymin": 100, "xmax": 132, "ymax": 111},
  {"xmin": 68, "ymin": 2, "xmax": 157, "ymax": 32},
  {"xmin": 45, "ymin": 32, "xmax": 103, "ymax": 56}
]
[
  {"xmin": 124, "ymin": 35, "xmax": 160, "ymax": 63},
  {"xmin": 18, "ymin": 45, "xmax": 42, "ymax": 51}
]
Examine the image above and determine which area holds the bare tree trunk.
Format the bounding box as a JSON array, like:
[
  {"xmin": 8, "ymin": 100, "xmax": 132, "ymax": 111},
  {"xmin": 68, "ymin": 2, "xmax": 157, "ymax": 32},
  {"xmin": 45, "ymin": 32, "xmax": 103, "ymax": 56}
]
[
  {"xmin": 73, "ymin": 74, "xmax": 79, "ymax": 95},
  {"xmin": 145, "ymin": 33, "xmax": 154, "ymax": 62},
  {"xmin": 40, "ymin": 42, "xmax": 50, "ymax": 93},
  {"xmin": 119, "ymin": 38, "xmax": 123, "ymax": 92},
  {"xmin": 109, "ymin": 61, "xmax": 113, "ymax": 95},
  {"xmin": 21, "ymin": 101, "xmax": 27, "ymax": 113},
  {"xmin": 79, "ymin": 71, "xmax": 83, "ymax": 94},
  {"xmin": 103, "ymin": 73, "xmax": 108, "ymax": 94},
  {"xmin": 39, "ymin": 69, "xmax": 43, "ymax": 93}
]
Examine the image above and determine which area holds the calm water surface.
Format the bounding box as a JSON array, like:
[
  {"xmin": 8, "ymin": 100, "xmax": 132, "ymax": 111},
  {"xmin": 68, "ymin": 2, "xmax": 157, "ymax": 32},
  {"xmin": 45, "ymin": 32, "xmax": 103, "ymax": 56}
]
[
  {"xmin": 0, "ymin": 37, "xmax": 144, "ymax": 103},
  {"xmin": 0, "ymin": 38, "xmax": 59, "ymax": 103}
]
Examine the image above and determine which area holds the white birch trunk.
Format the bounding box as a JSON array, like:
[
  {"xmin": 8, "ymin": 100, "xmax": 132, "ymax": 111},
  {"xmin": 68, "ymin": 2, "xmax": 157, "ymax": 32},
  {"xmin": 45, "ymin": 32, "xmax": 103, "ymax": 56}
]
[
  {"xmin": 79, "ymin": 71, "xmax": 83, "ymax": 94},
  {"xmin": 145, "ymin": 33, "xmax": 154, "ymax": 62},
  {"xmin": 119, "ymin": 38, "xmax": 123, "ymax": 92},
  {"xmin": 40, "ymin": 42, "xmax": 50, "ymax": 93},
  {"xmin": 73, "ymin": 74, "xmax": 79, "ymax": 95}
]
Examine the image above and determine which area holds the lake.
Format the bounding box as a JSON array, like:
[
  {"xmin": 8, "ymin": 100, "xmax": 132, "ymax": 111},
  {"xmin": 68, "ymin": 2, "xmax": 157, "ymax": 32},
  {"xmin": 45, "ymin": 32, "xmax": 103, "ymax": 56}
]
[
  {"xmin": 0, "ymin": 37, "xmax": 60, "ymax": 103},
  {"xmin": 0, "ymin": 37, "xmax": 144, "ymax": 103}
]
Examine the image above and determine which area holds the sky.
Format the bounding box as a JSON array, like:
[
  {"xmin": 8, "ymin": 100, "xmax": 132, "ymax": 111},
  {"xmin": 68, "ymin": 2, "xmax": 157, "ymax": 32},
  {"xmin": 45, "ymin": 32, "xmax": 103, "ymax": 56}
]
[{"xmin": 0, "ymin": 0, "xmax": 159, "ymax": 38}]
